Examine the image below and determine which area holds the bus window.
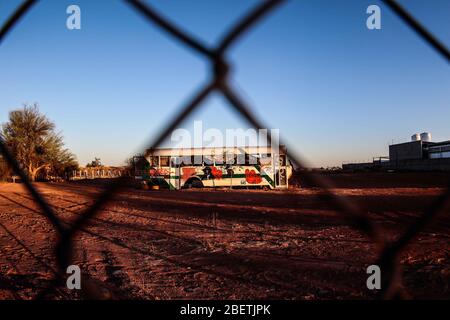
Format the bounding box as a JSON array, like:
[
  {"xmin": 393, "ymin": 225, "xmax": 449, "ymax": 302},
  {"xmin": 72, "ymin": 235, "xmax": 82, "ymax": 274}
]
[
  {"xmin": 170, "ymin": 157, "xmax": 181, "ymax": 168},
  {"xmin": 176, "ymin": 156, "xmax": 189, "ymax": 166},
  {"xmin": 203, "ymin": 155, "xmax": 214, "ymax": 165},
  {"xmin": 149, "ymin": 156, "xmax": 159, "ymax": 166},
  {"xmin": 259, "ymin": 154, "xmax": 272, "ymax": 165},
  {"xmin": 160, "ymin": 156, "xmax": 170, "ymax": 167},
  {"xmin": 236, "ymin": 153, "xmax": 245, "ymax": 165},
  {"xmin": 225, "ymin": 154, "xmax": 236, "ymax": 165},
  {"xmin": 248, "ymin": 154, "xmax": 260, "ymax": 165},
  {"xmin": 214, "ymin": 154, "xmax": 225, "ymax": 165},
  {"xmin": 193, "ymin": 155, "xmax": 203, "ymax": 166}
]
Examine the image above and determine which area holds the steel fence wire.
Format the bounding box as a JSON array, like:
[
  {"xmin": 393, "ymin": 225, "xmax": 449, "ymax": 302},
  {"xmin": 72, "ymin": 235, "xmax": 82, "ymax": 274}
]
[{"xmin": 0, "ymin": 0, "xmax": 449, "ymax": 299}]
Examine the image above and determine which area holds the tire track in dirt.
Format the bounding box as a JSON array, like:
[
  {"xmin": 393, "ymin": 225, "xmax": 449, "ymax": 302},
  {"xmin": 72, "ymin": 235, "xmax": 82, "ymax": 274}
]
[
  {"xmin": 43, "ymin": 184, "xmax": 352, "ymax": 230},
  {"xmin": 61, "ymin": 185, "xmax": 450, "ymax": 235},
  {"xmin": 1, "ymin": 194, "xmax": 142, "ymax": 298},
  {"xmin": 0, "ymin": 192, "xmax": 243, "ymax": 297},
  {"xmin": 0, "ymin": 230, "xmax": 25, "ymax": 300},
  {"xmin": 15, "ymin": 192, "xmax": 209, "ymax": 247},
  {"xmin": 1, "ymin": 190, "xmax": 320, "ymax": 298},
  {"xmin": 32, "ymin": 187, "xmax": 365, "ymax": 245},
  {"xmin": 0, "ymin": 196, "xmax": 70, "ymax": 299},
  {"xmin": 4, "ymin": 183, "xmax": 447, "ymax": 299},
  {"xmin": 0, "ymin": 185, "xmax": 387, "ymax": 299}
]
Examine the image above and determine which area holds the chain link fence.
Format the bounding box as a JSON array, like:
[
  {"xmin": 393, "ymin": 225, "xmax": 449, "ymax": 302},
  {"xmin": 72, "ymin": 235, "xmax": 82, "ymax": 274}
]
[{"xmin": 0, "ymin": 0, "xmax": 449, "ymax": 299}]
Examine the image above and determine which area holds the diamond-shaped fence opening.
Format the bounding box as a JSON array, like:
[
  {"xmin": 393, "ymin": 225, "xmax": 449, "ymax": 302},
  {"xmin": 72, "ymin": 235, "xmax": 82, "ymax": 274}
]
[{"xmin": 0, "ymin": 0, "xmax": 449, "ymax": 299}]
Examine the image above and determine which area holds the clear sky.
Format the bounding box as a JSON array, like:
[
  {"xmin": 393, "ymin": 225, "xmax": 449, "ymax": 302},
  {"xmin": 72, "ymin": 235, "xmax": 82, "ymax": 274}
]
[{"xmin": 1, "ymin": 0, "xmax": 449, "ymax": 167}]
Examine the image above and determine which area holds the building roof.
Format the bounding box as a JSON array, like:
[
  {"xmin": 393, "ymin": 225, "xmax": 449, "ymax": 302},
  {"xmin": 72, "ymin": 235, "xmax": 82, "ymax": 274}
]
[{"xmin": 428, "ymin": 140, "xmax": 450, "ymax": 147}]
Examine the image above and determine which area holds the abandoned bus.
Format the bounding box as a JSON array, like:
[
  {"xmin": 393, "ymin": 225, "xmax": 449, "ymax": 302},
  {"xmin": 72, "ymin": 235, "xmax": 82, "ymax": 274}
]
[{"xmin": 134, "ymin": 146, "xmax": 292, "ymax": 190}]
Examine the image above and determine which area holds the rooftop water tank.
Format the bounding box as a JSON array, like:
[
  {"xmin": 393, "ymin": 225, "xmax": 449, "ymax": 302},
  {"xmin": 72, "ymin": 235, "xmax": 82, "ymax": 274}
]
[
  {"xmin": 420, "ymin": 132, "xmax": 432, "ymax": 142},
  {"xmin": 411, "ymin": 133, "xmax": 421, "ymax": 141}
]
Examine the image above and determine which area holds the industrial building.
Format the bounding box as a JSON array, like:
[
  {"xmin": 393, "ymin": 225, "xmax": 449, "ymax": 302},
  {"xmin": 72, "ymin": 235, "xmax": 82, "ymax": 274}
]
[{"xmin": 343, "ymin": 132, "xmax": 450, "ymax": 172}]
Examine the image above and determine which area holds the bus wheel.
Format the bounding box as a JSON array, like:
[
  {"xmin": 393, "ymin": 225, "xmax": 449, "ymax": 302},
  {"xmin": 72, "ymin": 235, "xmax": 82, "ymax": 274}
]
[
  {"xmin": 185, "ymin": 178, "xmax": 203, "ymax": 189},
  {"xmin": 191, "ymin": 179, "xmax": 204, "ymax": 188}
]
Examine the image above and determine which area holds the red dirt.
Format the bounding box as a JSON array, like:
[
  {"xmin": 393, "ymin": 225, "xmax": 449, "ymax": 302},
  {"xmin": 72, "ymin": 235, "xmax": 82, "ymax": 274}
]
[{"xmin": 0, "ymin": 174, "xmax": 449, "ymax": 300}]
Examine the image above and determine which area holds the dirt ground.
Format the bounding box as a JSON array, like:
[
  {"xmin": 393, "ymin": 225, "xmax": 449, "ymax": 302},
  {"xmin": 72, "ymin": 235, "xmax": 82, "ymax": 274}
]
[{"xmin": 0, "ymin": 173, "xmax": 449, "ymax": 300}]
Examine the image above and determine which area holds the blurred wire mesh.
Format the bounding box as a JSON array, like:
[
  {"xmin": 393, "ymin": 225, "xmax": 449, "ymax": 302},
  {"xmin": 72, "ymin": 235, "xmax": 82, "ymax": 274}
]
[{"xmin": 0, "ymin": 0, "xmax": 449, "ymax": 299}]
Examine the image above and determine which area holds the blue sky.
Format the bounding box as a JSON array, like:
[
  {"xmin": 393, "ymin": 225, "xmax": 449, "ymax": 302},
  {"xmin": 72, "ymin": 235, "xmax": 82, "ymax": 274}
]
[{"xmin": 0, "ymin": 0, "xmax": 449, "ymax": 167}]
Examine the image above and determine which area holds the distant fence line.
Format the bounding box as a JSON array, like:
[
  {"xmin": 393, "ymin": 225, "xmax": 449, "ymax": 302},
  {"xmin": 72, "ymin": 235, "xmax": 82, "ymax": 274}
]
[{"xmin": 70, "ymin": 167, "xmax": 131, "ymax": 180}]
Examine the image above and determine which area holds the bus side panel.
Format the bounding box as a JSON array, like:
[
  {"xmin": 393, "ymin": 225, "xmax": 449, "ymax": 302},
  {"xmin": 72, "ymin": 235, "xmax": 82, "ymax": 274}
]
[{"xmin": 197, "ymin": 165, "xmax": 274, "ymax": 188}]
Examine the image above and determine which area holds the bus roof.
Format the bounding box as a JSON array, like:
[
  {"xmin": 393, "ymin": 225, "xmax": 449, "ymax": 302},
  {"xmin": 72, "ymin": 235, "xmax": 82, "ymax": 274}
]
[{"xmin": 145, "ymin": 145, "xmax": 287, "ymax": 157}]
